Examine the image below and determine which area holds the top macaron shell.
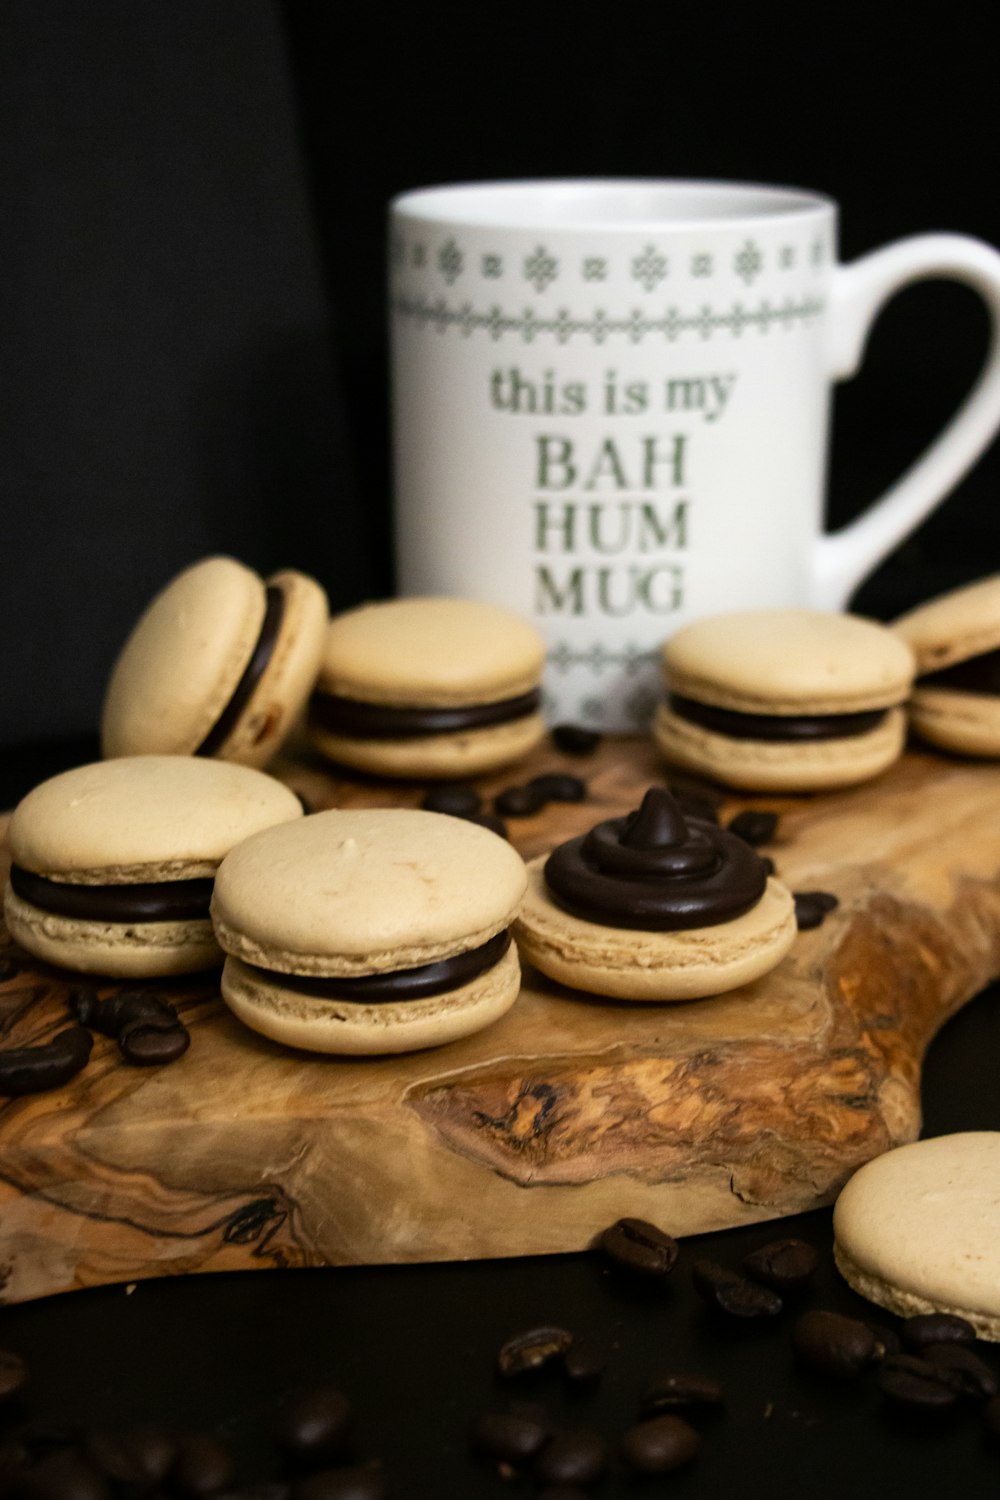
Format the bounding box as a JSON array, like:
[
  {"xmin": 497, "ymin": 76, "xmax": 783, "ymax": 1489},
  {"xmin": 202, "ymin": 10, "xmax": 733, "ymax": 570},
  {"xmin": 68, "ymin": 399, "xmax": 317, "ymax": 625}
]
[{"xmin": 892, "ymin": 574, "xmax": 1000, "ymax": 674}]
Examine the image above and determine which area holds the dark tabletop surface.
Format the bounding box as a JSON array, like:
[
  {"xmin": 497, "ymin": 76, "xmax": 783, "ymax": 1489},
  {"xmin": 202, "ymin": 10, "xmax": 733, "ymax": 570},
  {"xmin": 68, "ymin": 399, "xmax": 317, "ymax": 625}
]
[{"xmin": 2, "ymin": 739, "xmax": 1000, "ymax": 1499}]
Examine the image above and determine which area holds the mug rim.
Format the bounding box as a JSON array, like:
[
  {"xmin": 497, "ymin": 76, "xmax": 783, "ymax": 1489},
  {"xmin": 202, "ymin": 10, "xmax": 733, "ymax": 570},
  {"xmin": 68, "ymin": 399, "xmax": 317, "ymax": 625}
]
[{"xmin": 390, "ymin": 178, "xmax": 836, "ymax": 232}]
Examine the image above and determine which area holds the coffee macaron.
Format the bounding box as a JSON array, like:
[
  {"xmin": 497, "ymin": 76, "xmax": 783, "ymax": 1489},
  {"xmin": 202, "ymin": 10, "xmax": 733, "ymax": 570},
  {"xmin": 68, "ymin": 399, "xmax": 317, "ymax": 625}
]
[
  {"xmin": 4, "ymin": 757, "xmax": 303, "ymax": 977},
  {"xmin": 102, "ymin": 556, "xmax": 329, "ymax": 767},
  {"xmin": 833, "ymin": 1133, "xmax": 1000, "ymax": 1342},
  {"xmin": 308, "ymin": 597, "xmax": 546, "ymax": 778},
  {"xmin": 892, "ymin": 574, "xmax": 1000, "ymax": 756},
  {"xmin": 653, "ymin": 609, "xmax": 915, "ymax": 792},
  {"xmin": 211, "ymin": 808, "xmax": 528, "ymax": 1053},
  {"xmin": 514, "ymin": 787, "xmax": 796, "ymax": 1000}
]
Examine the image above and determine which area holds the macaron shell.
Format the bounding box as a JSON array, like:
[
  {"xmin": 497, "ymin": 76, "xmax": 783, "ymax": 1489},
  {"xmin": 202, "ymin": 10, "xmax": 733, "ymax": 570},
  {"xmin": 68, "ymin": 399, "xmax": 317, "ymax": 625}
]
[
  {"xmin": 220, "ymin": 942, "xmax": 521, "ymax": 1054},
  {"xmin": 3, "ymin": 885, "xmax": 220, "ymax": 977},
  {"xmin": 663, "ymin": 609, "xmax": 915, "ymax": 714},
  {"xmin": 892, "ymin": 573, "xmax": 1000, "ymax": 673},
  {"xmin": 514, "ymin": 860, "xmax": 796, "ymax": 1001},
  {"xmin": 651, "ymin": 703, "xmax": 907, "ymax": 792},
  {"xmin": 308, "ymin": 711, "xmax": 546, "ymax": 779},
  {"xmin": 832, "ymin": 1132, "xmax": 1000, "ymax": 1341},
  {"xmin": 907, "ymin": 686, "xmax": 1000, "ymax": 757},
  {"xmin": 317, "ymin": 598, "xmax": 546, "ymax": 708},
  {"xmin": 101, "ymin": 557, "xmax": 266, "ymax": 757}
]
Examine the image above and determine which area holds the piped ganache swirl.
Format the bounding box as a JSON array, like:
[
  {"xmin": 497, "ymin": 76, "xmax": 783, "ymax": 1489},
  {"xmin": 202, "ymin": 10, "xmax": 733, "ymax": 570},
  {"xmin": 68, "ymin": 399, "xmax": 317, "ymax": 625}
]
[{"xmin": 544, "ymin": 787, "xmax": 768, "ymax": 930}]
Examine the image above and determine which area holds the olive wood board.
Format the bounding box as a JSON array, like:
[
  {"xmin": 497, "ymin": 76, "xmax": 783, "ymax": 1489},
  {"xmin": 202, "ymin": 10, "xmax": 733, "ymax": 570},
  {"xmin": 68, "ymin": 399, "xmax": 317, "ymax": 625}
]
[{"xmin": 2, "ymin": 739, "xmax": 1000, "ymax": 1306}]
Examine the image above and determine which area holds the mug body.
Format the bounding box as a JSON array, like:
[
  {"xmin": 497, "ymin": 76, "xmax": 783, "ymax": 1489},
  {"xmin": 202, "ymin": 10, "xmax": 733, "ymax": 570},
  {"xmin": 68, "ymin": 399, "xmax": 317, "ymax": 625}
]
[{"xmin": 390, "ymin": 180, "xmax": 837, "ymax": 729}]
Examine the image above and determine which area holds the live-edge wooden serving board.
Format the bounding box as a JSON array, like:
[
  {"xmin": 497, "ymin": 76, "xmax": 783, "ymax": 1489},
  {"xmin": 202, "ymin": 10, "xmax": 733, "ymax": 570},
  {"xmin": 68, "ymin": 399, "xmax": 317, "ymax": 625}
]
[{"xmin": 2, "ymin": 739, "xmax": 1000, "ymax": 1305}]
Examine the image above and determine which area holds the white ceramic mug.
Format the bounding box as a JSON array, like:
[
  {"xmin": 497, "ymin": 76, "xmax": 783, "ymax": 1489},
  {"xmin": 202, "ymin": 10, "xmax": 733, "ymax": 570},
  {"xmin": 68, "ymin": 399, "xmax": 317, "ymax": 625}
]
[{"xmin": 389, "ymin": 179, "xmax": 1000, "ymax": 729}]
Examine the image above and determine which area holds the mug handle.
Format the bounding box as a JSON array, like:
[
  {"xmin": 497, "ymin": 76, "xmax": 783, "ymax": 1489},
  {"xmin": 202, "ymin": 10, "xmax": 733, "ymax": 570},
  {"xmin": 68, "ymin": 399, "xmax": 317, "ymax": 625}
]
[{"xmin": 812, "ymin": 234, "xmax": 1000, "ymax": 608}]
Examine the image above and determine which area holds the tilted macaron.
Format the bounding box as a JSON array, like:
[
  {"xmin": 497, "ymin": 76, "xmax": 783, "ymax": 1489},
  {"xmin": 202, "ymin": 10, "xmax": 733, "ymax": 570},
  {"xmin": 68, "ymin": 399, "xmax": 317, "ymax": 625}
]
[
  {"xmin": 833, "ymin": 1133, "xmax": 1000, "ymax": 1342},
  {"xmin": 652, "ymin": 609, "xmax": 915, "ymax": 792},
  {"xmin": 514, "ymin": 787, "xmax": 796, "ymax": 1001},
  {"xmin": 892, "ymin": 574, "xmax": 1000, "ymax": 756},
  {"xmin": 4, "ymin": 757, "xmax": 304, "ymax": 977},
  {"xmin": 101, "ymin": 556, "xmax": 329, "ymax": 767},
  {"xmin": 307, "ymin": 597, "xmax": 546, "ymax": 778},
  {"xmin": 211, "ymin": 808, "xmax": 528, "ymax": 1054}
]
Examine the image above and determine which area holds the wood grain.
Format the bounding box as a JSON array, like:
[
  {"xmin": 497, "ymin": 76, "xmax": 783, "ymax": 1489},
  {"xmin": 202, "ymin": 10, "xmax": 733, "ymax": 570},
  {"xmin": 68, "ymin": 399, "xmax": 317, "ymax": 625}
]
[{"xmin": 2, "ymin": 738, "xmax": 1000, "ymax": 1304}]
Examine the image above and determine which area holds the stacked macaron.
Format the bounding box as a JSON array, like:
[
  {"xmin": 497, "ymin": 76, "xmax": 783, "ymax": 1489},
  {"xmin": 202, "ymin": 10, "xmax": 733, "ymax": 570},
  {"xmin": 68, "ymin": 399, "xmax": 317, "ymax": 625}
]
[{"xmin": 893, "ymin": 574, "xmax": 1000, "ymax": 756}]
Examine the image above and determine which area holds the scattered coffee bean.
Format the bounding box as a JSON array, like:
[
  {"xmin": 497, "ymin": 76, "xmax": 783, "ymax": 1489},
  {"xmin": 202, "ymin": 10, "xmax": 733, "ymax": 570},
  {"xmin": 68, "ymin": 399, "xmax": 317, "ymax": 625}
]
[
  {"xmin": 742, "ymin": 1238, "xmax": 818, "ymax": 1290},
  {"xmin": 551, "ymin": 725, "xmax": 600, "ymax": 756},
  {"xmin": 274, "ymin": 1389, "xmax": 352, "ymax": 1461},
  {"xmin": 67, "ymin": 987, "xmax": 101, "ymax": 1027},
  {"xmin": 639, "ymin": 1372, "xmax": 724, "ymax": 1417},
  {"xmin": 83, "ymin": 1427, "xmax": 176, "ymax": 1489},
  {"xmin": 600, "ymin": 1217, "xmax": 679, "ymax": 1278},
  {"xmin": 561, "ymin": 1338, "xmax": 605, "ymax": 1388},
  {"xmin": 526, "ymin": 773, "xmax": 587, "ymax": 803},
  {"xmin": 0, "ymin": 1025, "xmax": 94, "ymax": 1097},
  {"xmin": 984, "ymin": 1393, "xmax": 1000, "ymax": 1441},
  {"xmin": 691, "ymin": 1260, "xmax": 782, "ymax": 1319},
  {"xmin": 78, "ymin": 991, "xmax": 191, "ymax": 1069},
  {"xmin": 420, "ymin": 785, "xmax": 482, "ymax": 818},
  {"xmin": 0, "ymin": 953, "xmax": 21, "ymax": 983},
  {"xmin": 793, "ymin": 891, "xmax": 839, "ymax": 930},
  {"xmin": 620, "ymin": 1413, "xmax": 699, "ymax": 1474},
  {"xmin": 791, "ymin": 1310, "xmax": 880, "ymax": 1377},
  {"xmin": 0, "ymin": 1348, "xmax": 28, "ymax": 1401},
  {"xmin": 470, "ymin": 1409, "xmax": 550, "ymax": 1463},
  {"xmin": 496, "ymin": 1327, "xmax": 573, "ymax": 1378},
  {"xmin": 900, "ymin": 1312, "xmax": 977, "ymax": 1350},
  {"xmin": 727, "ymin": 810, "xmax": 779, "ymax": 846},
  {"xmin": 465, "ymin": 812, "xmax": 509, "ymax": 839},
  {"xmin": 20, "ymin": 1450, "xmax": 110, "ymax": 1500},
  {"xmin": 877, "ymin": 1353, "xmax": 961, "ymax": 1409},
  {"xmin": 121, "ymin": 1026, "xmax": 191, "ymax": 1066},
  {"xmin": 534, "ymin": 1429, "xmax": 607, "ymax": 1487},
  {"xmin": 923, "ymin": 1342, "xmax": 998, "ymax": 1399},
  {"xmin": 867, "ymin": 1322, "xmax": 902, "ymax": 1358},
  {"xmin": 494, "ymin": 785, "xmax": 545, "ymax": 818},
  {"xmin": 291, "ymin": 1465, "xmax": 385, "ymax": 1500},
  {"xmin": 172, "ymin": 1433, "xmax": 237, "ymax": 1496}
]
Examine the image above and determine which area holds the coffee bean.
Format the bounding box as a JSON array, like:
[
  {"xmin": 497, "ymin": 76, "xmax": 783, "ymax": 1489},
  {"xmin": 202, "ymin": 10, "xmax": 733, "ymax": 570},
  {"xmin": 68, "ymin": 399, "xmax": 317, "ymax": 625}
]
[
  {"xmin": 691, "ymin": 1260, "xmax": 782, "ymax": 1319},
  {"xmin": 534, "ymin": 1429, "xmax": 608, "ymax": 1487},
  {"xmin": 494, "ymin": 785, "xmax": 544, "ymax": 818},
  {"xmin": 497, "ymin": 1326, "xmax": 573, "ymax": 1378},
  {"xmin": 274, "ymin": 1389, "xmax": 352, "ymax": 1461},
  {"xmin": 561, "ymin": 1338, "xmax": 605, "ymax": 1387},
  {"xmin": 639, "ymin": 1372, "xmax": 724, "ymax": 1416},
  {"xmin": 551, "ymin": 725, "xmax": 600, "ymax": 756},
  {"xmin": 600, "ymin": 1217, "xmax": 679, "ymax": 1278},
  {"xmin": 20, "ymin": 1451, "xmax": 110, "ymax": 1500},
  {"xmin": 291, "ymin": 1465, "xmax": 385, "ymax": 1500},
  {"xmin": 470, "ymin": 1409, "xmax": 550, "ymax": 1463},
  {"xmin": 877, "ymin": 1353, "xmax": 961, "ymax": 1409},
  {"xmin": 526, "ymin": 774, "xmax": 587, "ymax": 803},
  {"xmin": 742, "ymin": 1238, "xmax": 818, "ymax": 1290},
  {"xmin": 119, "ymin": 1024, "xmax": 190, "ymax": 1067},
  {"xmin": 0, "ymin": 1348, "xmax": 28, "ymax": 1401},
  {"xmin": 67, "ymin": 987, "xmax": 101, "ymax": 1027},
  {"xmin": 867, "ymin": 1322, "xmax": 901, "ymax": 1358},
  {"xmin": 900, "ymin": 1312, "xmax": 977, "ymax": 1350},
  {"xmin": 465, "ymin": 812, "xmax": 509, "ymax": 839},
  {"xmin": 620, "ymin": 1414, "xmax": 700, "ymax": 1474},
  {"xmin": 727, "ymin": 810, "xmax": 779, "ymax": 846},
  {"xmin": 420, "ymin": 785, "xmax": 482, "ymax": 818},
  {"xmin": 84, "ymin": 1428, "xmax": 176, "ymax": 1490},
  {"xmin": 984, "ymin": 1393, "xmax": 1000, "ymax": 1441},
  {"xmin": 0, "ymin": 1026, "xmax": 94, "ymax": 1098},
  {"xmin": 923, "ymin": 1342, "xmax": 998, "ymax": 1399},
  {"xmin": 791, "ymin": 1310, "xmax": 880, "ymax": 1377},
  {"xmin": 793, "ymin": 891, "xmax": 839, "ymax": 930},
  {"xmin": 172, "ymin": 1434, "xmax": 236, "ymax": 1496}
]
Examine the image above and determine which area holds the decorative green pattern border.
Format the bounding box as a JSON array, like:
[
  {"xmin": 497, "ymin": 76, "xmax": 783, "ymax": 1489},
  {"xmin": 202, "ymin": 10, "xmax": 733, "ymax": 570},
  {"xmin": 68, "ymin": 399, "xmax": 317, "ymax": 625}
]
[{"xmin": 547, "ymin": 642, "xmax": 659, "ymax": 674}]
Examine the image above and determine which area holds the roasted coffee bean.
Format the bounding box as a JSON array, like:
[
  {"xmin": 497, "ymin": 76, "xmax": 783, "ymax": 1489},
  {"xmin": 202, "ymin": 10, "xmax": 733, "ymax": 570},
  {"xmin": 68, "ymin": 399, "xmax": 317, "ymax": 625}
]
[
  {"xmin": 420, "ymin": 784, "xmax": 482, "ymax": 818},
  {"xmin": 274, "ymin": 1389, "xmax": 352, "ymax": 1460},
  {"xmin": 791, "ymin": 1310, "xmax": 880, "ymax": 1377},
  {"xmin": 793, "ymin": 891, "xmax": 839, "ymax": 930},
  {"xmin": 94, "ymin": 992, "xmax": 179, "ymax": 1037},
  {"xmin": 639, "ymin": 1372, "xmax": 724, "ymax": 1416},
  {"xmin": 526, "ymin": 773, "xmax": 587, "ymax": 803},
  {"xmin": 923, "ymin": 1342, "xmax": 998, "ymax": 1399},
  {"xmin": 867, "ymin": 1322, "xmax": 901, "ymax": 1358},
  {"xmin": 691, "ymin": 1260, "xmax": 782, "ymax": 1319},
  {"xmin": 620, "ymin": 1414, "xmax": 700, "ymax": 1474},
  {"xmin": 67, "ymin": 987, "xmax": 101, "ymax": 1027},
  {"xmin": 119, "ymin": 1024, "xmax": 190, "ymax": 1066},
  {"xmin": 600, "ymin": 1217, "xmax": 679, "ymax": 1278},
  {"xmin": 494, "ymin": 785, "xmax": 545, "ymax": 818},
  {"xmin": 727, "ymin": 810, "xmax": 779, "ymax": 846},
  {"xmin": 0, "ymin": 953, "xmax": 21, "ymax": 982},
  {"xmin": 496, "ymin": 1326, "xmax": 573, "ymax": 1378},
  {"xmin": 20, "ymin": 1450, "xmax": 110, "ymax": 1500},
  {"xmin": 984, "ymin": 1393, "xmax": 1000, "ymax": 1441},
  {"xmin": 0, "ymin": 1348, "xmax": 28, "ymax": 1401},
  {"xmin": 900, "ymin": 1312, "xmax": 977, "ymax": 1350},
  {"xmin": 465, "ymin": 812, "xmax": 509, "ymax": 839},
  {"xmin": 83, "ymin": 1428, "xmax": 176, "ymax": 1490},
  {"xmin": 742, "ymin": 1238, "xmax": 818, "ymax": 1290},
  {"xmin": 470, "ymin": 1409, "xmax": 550, "ymax": 1463},
  {"xmin": 171, "ymin": 1434, "xmax": 236, "ymax": 1497},
  {"xmin": 877, "ymin": 1353, "xmax": 961, "ymax": 1409},
  {"xmin": 561, "ymin": 1338, "xmax": 605, "ymax": 1388},
  {"xmin": 0, "ymin": 1026, "xmax": 93, "ymax": 1097},
  {"xmin": 291, "ymin": 1465, "xmax": 385, "ymax": 1500},
  {"xmin": 551, "ymin": 724, "xmax": 600, "ymax": 756},
  {"xmin": 534, "ymin": 1429, "xmax": 608, "ymax": 1487}
]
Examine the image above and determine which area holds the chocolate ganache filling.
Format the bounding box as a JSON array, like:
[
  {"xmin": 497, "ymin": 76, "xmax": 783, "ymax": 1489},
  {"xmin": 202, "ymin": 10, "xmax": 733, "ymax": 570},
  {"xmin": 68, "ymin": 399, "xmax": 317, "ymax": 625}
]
[
  {"xmin": 918, "ymin": 645, "xmax": 1000, "ymax": 695},
  {"xmin": 544, "ymin": 787, "xmax": 768, "ymax": 930},
  {"xmin": 196, "ymin": 583, "xmax": 286, "ymax": 757},
  {"xmin": 309, "ymin": 689, "xmax": 540, "ymax": 740},
  {"xmin": 248, "ymin": 929, "xmax": 511, "ymax": 1003},
  {"xmin": 667, "ymin": 693, "xmax": 888, "ymax": 742},
  {"xmin": 9, "ymin": 865, "xmax": 214, "ymax": 923}
]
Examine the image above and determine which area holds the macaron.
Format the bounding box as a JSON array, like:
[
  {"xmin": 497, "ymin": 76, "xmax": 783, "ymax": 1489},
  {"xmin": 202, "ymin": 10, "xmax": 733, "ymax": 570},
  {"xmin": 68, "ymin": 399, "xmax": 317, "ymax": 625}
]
[
  {"xmin": 101, "ymin": 556, "xmax": 329, "ymax": 767},
  {"xmin": 514, "ymin": 787, "xmax": 796, "ymax": 1000},
  {"xmin": 307, "ymin": 597, "xmax": 546, "ymax": 778},
  {"xmin": 211, "ymin": 808, "xmax": 528, "ymax": 1054},
  {"xmin": 833, "ymin": 1133, "xmax": 1000, "ymax": 1342},
  {"xmin": 892, "ymin": 574, "xmax": 1000, "ymax": 755},
  {"xmin": 4, "ymin": 757, "xmax": 303, "ymax": 977},
  {"xmin": 652, "ymin": 609, "xmax": 915, "ymax": 791}
]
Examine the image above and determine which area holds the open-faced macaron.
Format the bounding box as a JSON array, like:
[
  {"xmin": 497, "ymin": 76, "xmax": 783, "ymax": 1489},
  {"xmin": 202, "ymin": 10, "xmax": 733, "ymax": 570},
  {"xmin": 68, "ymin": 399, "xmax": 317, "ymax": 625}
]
[
  {"xmin": 211, "ymin": 808, "xmax": 528, "ymax": 1054},
  {"xmin": 307, "ymin": 597, "xmax": 546, "ymax": 778},
  {"xmin": 4, "ymin": 757, "xmax": 304, "ymax": 977},
  {"xmin": 514, "ymin": 787, "xmax": 796, "ymax": 1000},
  {"xmin": 892, "ymin": 574, "xmax": 1000, "ymax": 756},
  {"xmin": 652, "ymin": 609, "xmax": 915, "ymax": 791},
  {"xmin": 101, "ymin": 556, "xmax": 329, "ymax": 767}
]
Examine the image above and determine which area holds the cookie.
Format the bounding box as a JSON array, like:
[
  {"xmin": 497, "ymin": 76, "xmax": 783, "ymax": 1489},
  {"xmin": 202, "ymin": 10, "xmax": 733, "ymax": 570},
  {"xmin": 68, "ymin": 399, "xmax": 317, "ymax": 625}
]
[
  {"xmin": 307, "ymin": 597, "xmax": 546, "ymax": 778},
  {"xmin": 514, "ymin": 787, "xmax": 796, "ymax": 1000},
  {"xmin": 652, "ymin": 609, "xmax": 915, "ymax": 791},
  {"xmin": 211, "ymin": 808, "xmax": 528, "ymax": 1053},
  {"xmin": 4, "ymin": 757, "xmax": 303, "ymax": 977},
  {"xmin": 101, "ymin": 556, "xmax": 329, "ymax": 767},
  {"xmin": 833, "ymin": 1133, "xmax": 1000, "ymax": 1342},
  {"xmin": 892, "ymin": 575, "xmax": 1000, "ymax": 756}
]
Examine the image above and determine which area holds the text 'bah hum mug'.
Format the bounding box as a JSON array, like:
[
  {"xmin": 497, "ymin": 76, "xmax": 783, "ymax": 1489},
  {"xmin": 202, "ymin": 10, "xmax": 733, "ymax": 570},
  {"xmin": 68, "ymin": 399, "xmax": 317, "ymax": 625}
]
[{"xmin": 389, "ymin": 180, "xmax": 1000, "ymax": 729}]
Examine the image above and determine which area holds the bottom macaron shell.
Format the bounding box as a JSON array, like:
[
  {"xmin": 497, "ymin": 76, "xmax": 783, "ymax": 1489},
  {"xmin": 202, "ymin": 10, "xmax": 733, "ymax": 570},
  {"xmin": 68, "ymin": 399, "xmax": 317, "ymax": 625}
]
[
  {"xmin": 832, "ymin": 1243, "xmax": 1000, "ymax": 1342},
  {"xmin": 651, "ymin": 703, "xmax": 906, "ymax": 792},
  {"xmin": 220, "ymin": 941, "xmax": 522, "ymax": 1054},
  {"xmin": 308, "ymin": 712, "xmax": 546, "ymax": 779},
  {"xmin": 3, "ymin": 884, "xmax": 221, "ymax": 978},
  {"xmin": 514, "ymin": 860, "xmax": 797, "ymax": 1001},
  {"xmin": 908, "ymin": 685, "xmax": 1000, "ymax": 757}
]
